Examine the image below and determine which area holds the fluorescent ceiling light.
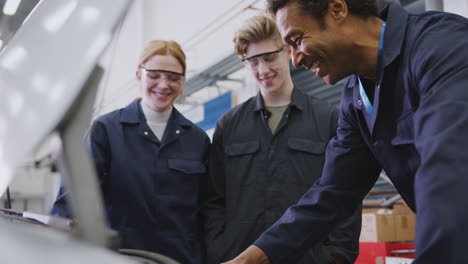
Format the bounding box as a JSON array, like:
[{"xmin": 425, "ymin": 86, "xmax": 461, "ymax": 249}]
[{"xmin": 3, "ymin": 0, "xmax": 22, "ymax": 16}]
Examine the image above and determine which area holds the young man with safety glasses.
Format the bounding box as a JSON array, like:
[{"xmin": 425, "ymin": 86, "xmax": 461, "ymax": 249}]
[{"xmin": 203, "ymin": 15, "xmax": 361, "ymax": 264}]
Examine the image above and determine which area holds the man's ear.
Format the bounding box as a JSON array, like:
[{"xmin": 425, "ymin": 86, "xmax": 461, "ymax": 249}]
[{"xmin": 328, "ymin": 0, "xmax": 348, "ymax": 23}]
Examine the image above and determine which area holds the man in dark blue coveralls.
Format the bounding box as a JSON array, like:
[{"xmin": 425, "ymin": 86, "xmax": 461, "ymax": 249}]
[{"xmin": 223, "ymin": 0, "xmax": 468, "ymax": 263}]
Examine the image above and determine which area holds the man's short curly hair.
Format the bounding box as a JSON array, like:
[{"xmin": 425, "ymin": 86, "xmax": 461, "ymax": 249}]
[{"xmin": 267, "ymin": 0, "xmax": 378, "ymax": 27}]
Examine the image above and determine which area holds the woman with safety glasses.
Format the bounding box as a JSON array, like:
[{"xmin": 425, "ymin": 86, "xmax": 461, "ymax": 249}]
[{"xmin": 52, "ymin": 40, "xmax": 209, "ymax": 264}]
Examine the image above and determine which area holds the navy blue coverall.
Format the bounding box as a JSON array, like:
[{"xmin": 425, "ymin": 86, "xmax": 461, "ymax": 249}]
[
  {"xmin": 253, "ymin": 3, "xmax": 468, "ymax": 264},
  {"xmin": 53, "ymin": 100, "xmax": 210, "ymax": 264}
]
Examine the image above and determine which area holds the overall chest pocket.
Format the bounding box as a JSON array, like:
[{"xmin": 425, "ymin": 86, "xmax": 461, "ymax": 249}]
[
  {"xmin": 167, "ymin": 159, "xmax": 207, "ymax": 174},
  {"xmin": 224, "ymin": 141, "xmax": 259, "ymax": 186},
  {"xmin": 390, "ymin": 111, "xmax": 419, "ymax": 190},
  {"xmin": 288, "ymin": 138, "xmax": 327, "ymax": 155},
  {"xmin": 160, "ymin": 159, "xmax": 206, "ymax": 196},
  {"xmin": 391, "ymin": 110, "xmax": 415, "ymax": 146},
  {"xmin": 287, "ymin": 138, "xmax": 327, "ymax": 186},
  {"xmin": 224, "ymin": 141, "xmax": 259, "ymax": 156}
]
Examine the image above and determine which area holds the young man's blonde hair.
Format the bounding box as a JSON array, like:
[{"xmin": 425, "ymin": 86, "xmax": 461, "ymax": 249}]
[
  {"xmin": 233, "ymin": 15, "xmax": 284, "ymax": 57},
  {"xmin": 138, "ymin": 40, "xmax": 186, "ymax": 73}
]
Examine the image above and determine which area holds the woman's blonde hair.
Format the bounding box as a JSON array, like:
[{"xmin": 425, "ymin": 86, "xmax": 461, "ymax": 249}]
[
  {"xmin": 233, "ymin": 15, "xmax": 284, "ymax": 57},
  {"xmin": 138, "ymin": 40, "xmax": 186, "ymax": 73}
]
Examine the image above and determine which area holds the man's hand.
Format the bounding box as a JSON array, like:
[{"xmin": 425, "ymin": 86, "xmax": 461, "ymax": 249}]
[{"xmin": 222, "ymin": 245, "xmax": 271, "ymax": 264}]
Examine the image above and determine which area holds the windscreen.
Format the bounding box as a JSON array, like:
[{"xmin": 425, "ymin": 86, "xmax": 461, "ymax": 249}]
[{"xmin": 0, "ymin": 0, "xmax": 129, "ymax": 196}]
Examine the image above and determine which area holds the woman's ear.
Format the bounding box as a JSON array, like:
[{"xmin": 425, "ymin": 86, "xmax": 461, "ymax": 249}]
[
  {"xmin": 179, "ymin": 78, "xmax": 186, "ymax": 91},
  {"xmin": 135, "ymin": 69, "xmax": 142, "ymax": 81}
]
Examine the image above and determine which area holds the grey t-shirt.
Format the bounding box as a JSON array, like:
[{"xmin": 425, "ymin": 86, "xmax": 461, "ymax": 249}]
[{"xmin": 265, "ymin": 105, "xmax": 288, "ymax": 134}]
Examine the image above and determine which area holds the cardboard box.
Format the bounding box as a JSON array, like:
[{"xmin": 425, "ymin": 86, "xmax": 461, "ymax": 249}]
[
  {"xmin": 360, "ymin": 210, "xmax": 415, "ymax": 242},
  {"xmin": 394, "ymin": 214, "xmax": 415, "ymax": 241},
  {"xmin": 392, "ymin": 199, "xmax": 414, "ymax": 214},
  {"xmin": 360, "ymin": 210, "xmax": 395, "ymax": 242}
]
